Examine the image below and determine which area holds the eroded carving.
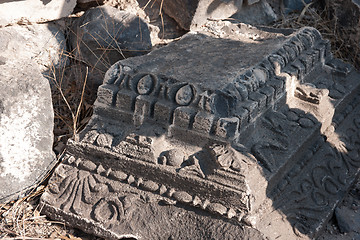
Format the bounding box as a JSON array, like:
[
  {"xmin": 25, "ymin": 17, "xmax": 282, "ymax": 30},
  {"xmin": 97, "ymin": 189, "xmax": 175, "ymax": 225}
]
[
  {"xmin": 208, "ymin": 143, "xmax": 245, "ymax": 171},
  {"xmin": 295, "ymin": 84, "xmax": 329, "ymax": 104},
  {"xmin": 41, "ymin": 25, "xmax": 360, "ymax": 240}
]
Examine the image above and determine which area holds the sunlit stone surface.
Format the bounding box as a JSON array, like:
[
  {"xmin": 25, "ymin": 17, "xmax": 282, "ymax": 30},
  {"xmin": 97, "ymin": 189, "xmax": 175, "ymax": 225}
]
[{"xmin": 0, "ymin": 59, "xmax": 56, "ymax": 203}]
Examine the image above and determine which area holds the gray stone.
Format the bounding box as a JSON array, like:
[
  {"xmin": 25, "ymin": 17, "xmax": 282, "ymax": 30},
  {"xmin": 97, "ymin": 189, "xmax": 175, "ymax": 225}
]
[
  {"xmin": 284, "ymin": 0, "xmax": 312, "ymax": 13},
  {"xmin": 0, "ymin": 0, "xmax": 76, "ymax": 27},
  {"xmin": 247, "ymin": 0, "xmax": 261, "ymax": 4},
  {"xmin": 161, "ymin": 0, "xmax": 276, "ymax": 31},
  {"xmin": 0, "ymin": 23, "xmax": 68, "ymax": 72},
  {"xmin": 41, "ymin": 21, "xmax": 360, "ymax": 240},
  {"xmin": 335, "ymin": 206, "xmax": 360, "ymax": 233},
  {"xmin": 162, "ymin": 0, "xmax": 244, "ymax": 30},
  {"xmin": 0, "ymin": 59, "xmax": 56, "ymax": 203},
  {"xmin": 69, "ymin": 5, "xmax": 152, "ymax": 72},
  {"xmin": 231, "ymin": 0, "xmax": 278, "ymax": 25}
]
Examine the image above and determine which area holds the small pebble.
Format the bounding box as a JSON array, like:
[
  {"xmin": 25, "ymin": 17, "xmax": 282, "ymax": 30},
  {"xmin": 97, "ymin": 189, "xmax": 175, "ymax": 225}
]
[
  {"xmin": 159, "ymin": 185, "xmax": 167, "ymax": 195},
  {"xmin": 127, "ymin": 175, "xmax": 135, "ymax": 184},
  {"xmin": 227, "ymin": 208, "xmax": 237, "ymax": 219},
  {"xmin": 192, "ymin": 196, "xmax": 202, "ymax": 206}
]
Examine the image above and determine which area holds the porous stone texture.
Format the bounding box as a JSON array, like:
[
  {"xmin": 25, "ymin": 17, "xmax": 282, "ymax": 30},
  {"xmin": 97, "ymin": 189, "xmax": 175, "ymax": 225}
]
[
  {"xmin": 0, "ymin": 0, "xmax": 76, "ymax": 27},
  {"xmin": 41, "ymin": 21, "xmax": 360, "ymax": 239},
  {"xmin": 0, "ymin": 23, "xmax": 68, "ymax": 72},
  {"xmin": 69, "ymin": 5, "xmax": 152, "ymax": 72},
  {"xmin": 0, "ymin": 59, "xmax": 56, "ymax": 203}
]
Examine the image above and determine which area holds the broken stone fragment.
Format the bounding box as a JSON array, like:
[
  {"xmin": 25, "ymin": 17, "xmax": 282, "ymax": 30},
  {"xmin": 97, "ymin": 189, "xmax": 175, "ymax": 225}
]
[
  {"xmin": 69, "ymin": 5, "xmax": 152, "ymax": 72},
  {"xmin": 0, "ymin": 0, "xmax": 76, "ymax": 27},
  {"xmin": 231, "ymin": 0, "xmax": 278, "ymax": 25},
  {"xmin": 162, "ymin": 0, "xmax": 277, "ymax": 30},
  {"xmin": 162, "ymin": 0, "xmax": 244, "ymax": 30},
  {"xmin": 0, "ymin": 59, "xmax": 56, "ymax": 203},
  {"xmin": 335, "ymin": 206, "xmax": 360, "ymax": 233},
  {"xmin": 0, "ymin": 23, "xmax": 68, "ymax": 72}
]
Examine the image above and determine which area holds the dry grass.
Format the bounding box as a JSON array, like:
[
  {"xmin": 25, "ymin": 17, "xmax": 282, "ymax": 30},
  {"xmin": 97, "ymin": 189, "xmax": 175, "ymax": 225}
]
[{"xmin": 273, "ymin": 0, "xmax": 360, "ymax": 69}]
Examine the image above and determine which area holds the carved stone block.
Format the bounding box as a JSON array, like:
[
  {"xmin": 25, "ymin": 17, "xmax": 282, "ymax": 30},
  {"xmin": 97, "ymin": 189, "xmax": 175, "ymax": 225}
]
[{"xmin": 41, "ymin": 22, "xmax": 360, "ymax": 239}]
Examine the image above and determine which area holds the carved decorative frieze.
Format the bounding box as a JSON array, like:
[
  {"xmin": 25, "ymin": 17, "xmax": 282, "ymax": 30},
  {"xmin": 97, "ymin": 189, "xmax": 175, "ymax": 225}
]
[{"xmin": 41, "ymin": 22, "xmax": 360, "ymax": 240}]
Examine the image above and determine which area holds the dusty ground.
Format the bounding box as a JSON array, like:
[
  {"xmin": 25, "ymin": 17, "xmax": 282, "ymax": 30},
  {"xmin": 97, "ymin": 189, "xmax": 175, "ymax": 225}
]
[{"xmin": 1, "ymin": 0, "xmax": 360, "ymax": 239}]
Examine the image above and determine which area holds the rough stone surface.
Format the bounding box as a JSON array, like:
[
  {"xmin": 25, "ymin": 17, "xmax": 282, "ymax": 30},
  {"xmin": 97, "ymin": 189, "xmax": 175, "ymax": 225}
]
[
  {"xmin": 231, "ymin": 0, "xmax": 277, "ymax": 25},
  {"xmin": 41, "ymin": 21, "xmax": 360, "ymax": 239},
  {"xmin": 0, "ymin": 59, "xmax": 56, "ymax": 203},
  {"xmin": 0, "ymin": 0, "xmax": 76, "ymax": 27},
  {"xmin": 0, "ymin": 23, "xmax": 68, "ymax": 72},
  {"xmin": 136, "ymin": 0, "xmax": 187, "ymax": 43},
  {"xmin": 335, "ymin": 206, "xmax": 360, "ymax": 233},
  {"xmin": 69, "ymin": 5, "xmax": 152, "ymax": 72},
  {"xmin": 318, "ymin": 178, "xmax": 360, "ymax": 239},
  {"xmin": 161, "ymin": 0, "xmax": 277, "ymax": 30},
  {"xmin": 162, "ymin": 0, "xmax": 244, "ymax": 30}
]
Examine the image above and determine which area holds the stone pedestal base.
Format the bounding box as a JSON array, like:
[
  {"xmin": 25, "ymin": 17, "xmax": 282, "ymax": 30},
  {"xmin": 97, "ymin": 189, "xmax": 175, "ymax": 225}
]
[{"xmin": 41, "ymin": 22, "xmax": 360, "ymax": 239}]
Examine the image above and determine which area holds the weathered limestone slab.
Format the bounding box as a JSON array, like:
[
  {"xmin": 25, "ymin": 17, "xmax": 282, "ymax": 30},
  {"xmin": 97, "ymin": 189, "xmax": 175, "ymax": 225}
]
[
  {"xmin": 0, "ymin": 0, "xmax": 76, "ymax": 27},
  {"xmin": 0, "ymin": 23, "xmax": 68, "ymax": 72},
  {"xmin": 41, "ymin": 22, "xmax": 360, "ymax": 239},
  {"xmin": 0, "ymin": 59, "xmax": 56, "ymax": 203}
]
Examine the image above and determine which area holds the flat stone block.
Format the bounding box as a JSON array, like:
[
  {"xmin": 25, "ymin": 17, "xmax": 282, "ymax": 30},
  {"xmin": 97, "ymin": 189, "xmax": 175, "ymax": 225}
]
[
  {"xmin": 0, "ymin": 23, "xmax": 68, "ymax": 72},
  {"xmin": 0, "ymin": 59, "xmax": 56, "ymax": 203},
  {"xmin": 0, "ymin": 0, "xmax": 76, "ymax": 27}
]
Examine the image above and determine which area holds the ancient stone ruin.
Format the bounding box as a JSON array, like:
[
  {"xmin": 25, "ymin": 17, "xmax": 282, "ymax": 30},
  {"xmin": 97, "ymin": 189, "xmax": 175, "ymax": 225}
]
[{"xmin": 41, "ymin": 22, "xmax": 360, "ymax": 239}]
